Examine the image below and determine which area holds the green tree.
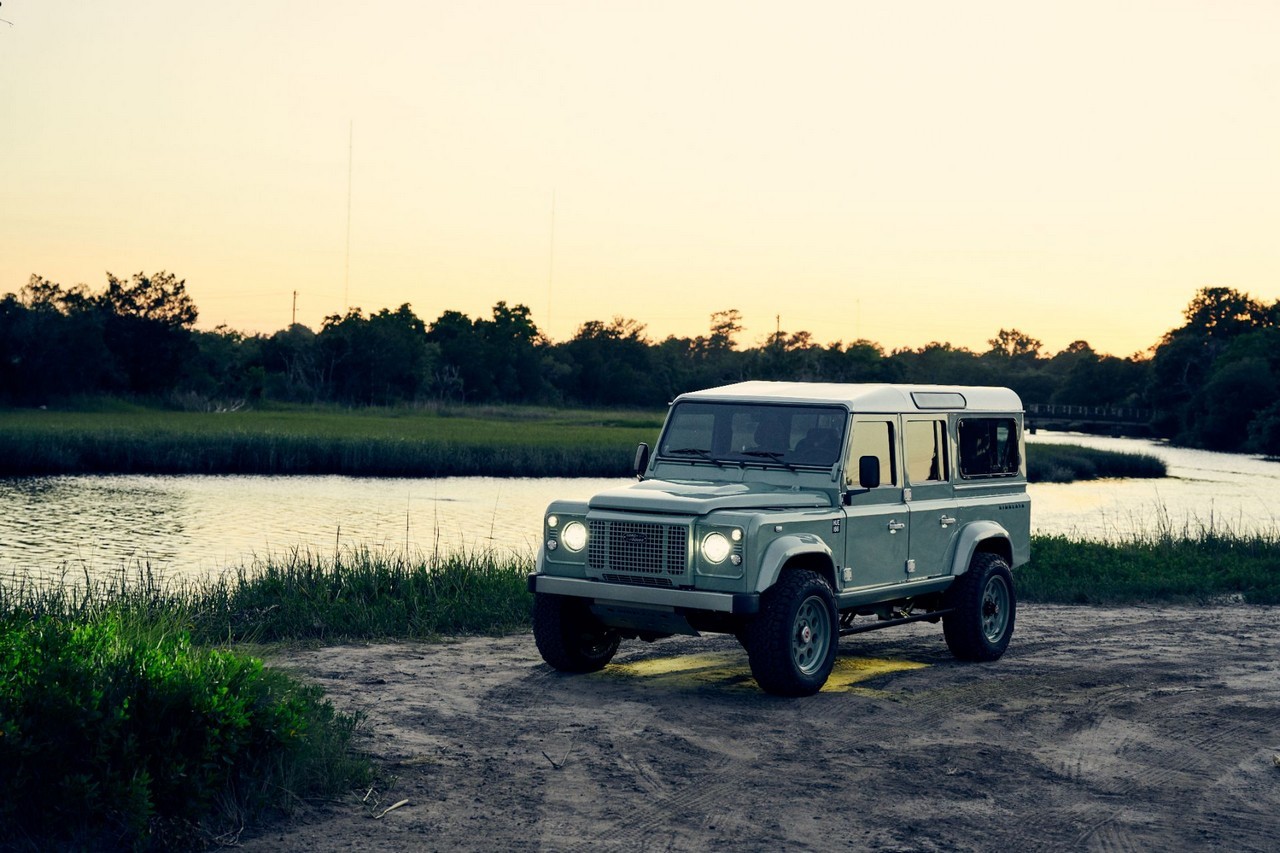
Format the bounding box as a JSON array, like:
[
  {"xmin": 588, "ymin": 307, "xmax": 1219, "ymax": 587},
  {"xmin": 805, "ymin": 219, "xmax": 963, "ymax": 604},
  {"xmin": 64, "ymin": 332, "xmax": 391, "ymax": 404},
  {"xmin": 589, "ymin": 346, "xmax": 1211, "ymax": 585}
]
[
  {"xmin": 261, "ymin": 324, "xmax": 321, "ymax": 401},
  {"xmin": 985, "ymin": 328, "xmax": 1043, "ymax": 361},
  {"xmin": 477, "ymin": 301, "xmax": 548, "ymax": 402},
  {"xmin": 0, "ymin": 276, "xmax": 111, "ymax": 401},
  {"xmin": 561, "ymin": 317, "xmax": 657, "ymax": 405},
  {"xmin": 317, "ymin": 304, "xmax": 433, "ymax": 404},
  {"xmin": 96, "ymin": 271, "xmax": 199, "ymax": 395},
  {"xmin": 1149, "ymin": 287, "xmax": 1278, "ymax": 447}
]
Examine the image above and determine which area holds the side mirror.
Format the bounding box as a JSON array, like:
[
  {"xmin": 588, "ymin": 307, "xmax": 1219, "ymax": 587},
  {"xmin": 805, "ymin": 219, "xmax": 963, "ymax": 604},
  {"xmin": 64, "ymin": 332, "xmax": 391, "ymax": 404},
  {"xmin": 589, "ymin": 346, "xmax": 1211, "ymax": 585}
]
[
  {"xmin": 634, "ymin": 442, "xmax": 651, "ymax": 479},
  {"xmin": 858, "ymin": 455, "xmax": 881, "ymax": 490}
]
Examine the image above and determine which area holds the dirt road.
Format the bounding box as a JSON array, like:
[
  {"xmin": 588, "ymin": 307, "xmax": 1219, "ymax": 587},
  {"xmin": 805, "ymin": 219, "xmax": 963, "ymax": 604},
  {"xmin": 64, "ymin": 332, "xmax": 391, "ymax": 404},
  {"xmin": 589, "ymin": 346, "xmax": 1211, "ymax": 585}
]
[{"xmin": 241, "ymin": 604, "xmax": 1280, "ymax": 852}]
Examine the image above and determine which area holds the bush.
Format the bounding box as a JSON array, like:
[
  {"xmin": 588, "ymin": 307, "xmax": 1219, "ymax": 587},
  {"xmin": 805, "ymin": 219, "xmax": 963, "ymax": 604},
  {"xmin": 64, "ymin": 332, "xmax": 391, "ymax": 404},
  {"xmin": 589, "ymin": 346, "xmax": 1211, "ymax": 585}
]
[{"xmin": 0, "ymin": 613, "xmax": 367, "ymax": 850}]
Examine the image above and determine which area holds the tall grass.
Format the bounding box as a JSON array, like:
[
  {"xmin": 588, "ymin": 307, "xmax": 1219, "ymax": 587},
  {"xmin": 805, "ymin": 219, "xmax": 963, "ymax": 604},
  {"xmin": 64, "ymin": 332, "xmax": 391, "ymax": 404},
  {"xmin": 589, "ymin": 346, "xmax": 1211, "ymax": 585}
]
[
  {"xmin": 1022, "ymin": 518, "xmax": 1280, "ymax": 604},
  {"xmin": 1, "ymin": 548, "xmax": 536, "ymax": 646}
]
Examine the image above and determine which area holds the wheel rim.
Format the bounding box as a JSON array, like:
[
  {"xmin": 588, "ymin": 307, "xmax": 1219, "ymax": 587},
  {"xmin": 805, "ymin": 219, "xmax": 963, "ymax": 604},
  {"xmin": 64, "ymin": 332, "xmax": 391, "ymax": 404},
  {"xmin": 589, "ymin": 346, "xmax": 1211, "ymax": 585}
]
[
  {"xmin": 792, "ymin": 595, "xmax": 831, "ymax": 675},
  {"xmin": 980, "ymin": 575, "xmax": 1010, "ymax": 642},
  {"xmin": 578, "ymin": 628, "xmax": 614, "ymax": 659}
]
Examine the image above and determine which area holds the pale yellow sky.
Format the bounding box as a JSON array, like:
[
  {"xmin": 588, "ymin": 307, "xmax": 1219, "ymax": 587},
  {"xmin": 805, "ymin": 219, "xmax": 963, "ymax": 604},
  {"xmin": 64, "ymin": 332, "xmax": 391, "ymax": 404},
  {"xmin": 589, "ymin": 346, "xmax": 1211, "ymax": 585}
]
[{"xmin": 2, "ymin": 1, "xmax": 1277, "ymax": 356}]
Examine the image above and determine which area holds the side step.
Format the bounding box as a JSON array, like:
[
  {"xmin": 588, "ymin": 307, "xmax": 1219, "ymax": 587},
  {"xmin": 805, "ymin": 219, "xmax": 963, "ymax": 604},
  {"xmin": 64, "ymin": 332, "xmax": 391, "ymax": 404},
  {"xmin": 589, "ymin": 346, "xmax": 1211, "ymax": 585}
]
[{"xmin": 839, "ymin": 608, "xmax": 953, "ymax": 636}]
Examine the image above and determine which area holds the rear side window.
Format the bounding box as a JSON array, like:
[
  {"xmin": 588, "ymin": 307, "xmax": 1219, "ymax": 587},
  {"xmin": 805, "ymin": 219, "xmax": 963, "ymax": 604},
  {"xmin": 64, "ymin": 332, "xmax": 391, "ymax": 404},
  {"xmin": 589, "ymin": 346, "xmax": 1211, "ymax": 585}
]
[
  {"xmin": 958, "ymin": 418, "xmax": 1020, "ymax": 478},
  {"xmin": 904, "ymin": 419, "xmax": 948, "ymax": 483}
]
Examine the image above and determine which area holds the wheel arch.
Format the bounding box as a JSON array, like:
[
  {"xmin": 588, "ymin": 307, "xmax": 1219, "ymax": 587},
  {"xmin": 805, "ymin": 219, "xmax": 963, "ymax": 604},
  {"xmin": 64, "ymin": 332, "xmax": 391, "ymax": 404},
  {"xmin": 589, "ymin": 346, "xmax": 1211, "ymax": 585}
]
[
  {"xmin": 754, "ymin": 533, "xmax": 837, "ymax": 593},
  {"xmin": 949, "ymin": 521, "xmax": 1013, "ymax": 577}
]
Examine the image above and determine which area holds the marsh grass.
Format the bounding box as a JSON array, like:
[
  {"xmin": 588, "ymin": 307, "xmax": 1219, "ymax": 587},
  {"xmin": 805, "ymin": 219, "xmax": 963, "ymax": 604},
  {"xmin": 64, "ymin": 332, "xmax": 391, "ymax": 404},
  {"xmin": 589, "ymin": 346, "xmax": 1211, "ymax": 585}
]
[
  {"xmin": 1, "ymin": 548, "xmax": 535, "ymax": 645},
  {"xmin": 1027, "ymin": 442, "xmax": 1167, "ymax": 482},
  {"xmin": 0, "ymin": 404, "xmax": 663, "ymax": 477},
  {"xmin": 3, "ymin": 406, "xmax": 1164, "ymax": 482}
]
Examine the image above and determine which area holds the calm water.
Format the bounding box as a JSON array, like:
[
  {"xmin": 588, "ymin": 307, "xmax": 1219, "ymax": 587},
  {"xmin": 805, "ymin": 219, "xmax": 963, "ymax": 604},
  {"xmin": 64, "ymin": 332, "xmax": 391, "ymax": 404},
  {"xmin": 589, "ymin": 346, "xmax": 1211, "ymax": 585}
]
[{"xmin": 1, "ymin": 434, "xmax": 1277, "ymax": 582}]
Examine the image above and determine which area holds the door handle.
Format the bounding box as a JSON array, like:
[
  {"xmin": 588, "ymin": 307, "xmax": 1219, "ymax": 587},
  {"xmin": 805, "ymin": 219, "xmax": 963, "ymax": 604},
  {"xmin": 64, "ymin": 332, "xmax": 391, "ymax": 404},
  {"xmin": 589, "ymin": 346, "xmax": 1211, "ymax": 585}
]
[
  {"xmin": 940, "ymin": 516, "xmax": 957, "ymax": 528},
  {"xmin": 887, "ymin": 520, "xmax": 905, "ymax": 533}
]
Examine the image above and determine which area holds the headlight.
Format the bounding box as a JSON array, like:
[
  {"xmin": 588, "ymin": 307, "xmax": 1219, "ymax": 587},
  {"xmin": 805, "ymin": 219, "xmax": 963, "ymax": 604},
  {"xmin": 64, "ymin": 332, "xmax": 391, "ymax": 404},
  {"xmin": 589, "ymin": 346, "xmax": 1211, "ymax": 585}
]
[
  {"xmin": 701, "ymin": 532, "xmax": 731, "ymax": 564},
  {"xmin": 561, "ymin": 521, "xmax": 588, "ymax": 552}
]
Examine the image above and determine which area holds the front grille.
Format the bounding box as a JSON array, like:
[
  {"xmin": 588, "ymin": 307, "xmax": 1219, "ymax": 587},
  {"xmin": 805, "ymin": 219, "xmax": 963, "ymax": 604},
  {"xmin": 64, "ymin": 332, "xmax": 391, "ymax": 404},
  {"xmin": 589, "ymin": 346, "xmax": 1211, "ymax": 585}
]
[
  {"xmin": 588, "ymin": 520, "xmax": 688, "ymax": 577},
  {"xmin": 601, "ymin": 573, "xmax": 674, "ymax": 588}
]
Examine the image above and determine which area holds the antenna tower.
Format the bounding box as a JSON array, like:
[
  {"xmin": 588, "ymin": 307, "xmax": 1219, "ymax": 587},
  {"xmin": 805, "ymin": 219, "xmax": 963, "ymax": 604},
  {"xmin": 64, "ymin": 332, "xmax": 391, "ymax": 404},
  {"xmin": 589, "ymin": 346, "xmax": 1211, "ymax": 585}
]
[
  {"xmin": 343, "ymin": 120, "xmax": 353, "ymax": 312},
  {"xmin": 546, "ymin": 190, "xmax": 556, "ymax": 336}
]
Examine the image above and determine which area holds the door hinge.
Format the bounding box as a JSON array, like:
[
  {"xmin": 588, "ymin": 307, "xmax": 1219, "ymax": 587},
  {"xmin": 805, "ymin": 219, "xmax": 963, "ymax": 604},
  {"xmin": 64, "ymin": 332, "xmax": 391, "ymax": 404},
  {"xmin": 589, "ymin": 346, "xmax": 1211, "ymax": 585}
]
[{"xmin": 905, "ymin": 559, "xmax": 916, "ymax": 574}]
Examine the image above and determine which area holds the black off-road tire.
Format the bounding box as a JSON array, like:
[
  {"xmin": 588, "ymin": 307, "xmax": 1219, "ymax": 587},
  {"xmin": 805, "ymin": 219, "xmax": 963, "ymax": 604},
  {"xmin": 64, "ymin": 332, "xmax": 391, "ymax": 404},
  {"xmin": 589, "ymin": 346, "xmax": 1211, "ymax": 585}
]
[
  {"xmin": 533, "ymin": 593, "xmax": 620, "ymax": 673},
  {"xmin": 942, "ymin": 552, "xmax": 1016, "ymax": 662},
  {"xmin": 745, "ymin": 570, "xmax": 839, "ymax": 697}
]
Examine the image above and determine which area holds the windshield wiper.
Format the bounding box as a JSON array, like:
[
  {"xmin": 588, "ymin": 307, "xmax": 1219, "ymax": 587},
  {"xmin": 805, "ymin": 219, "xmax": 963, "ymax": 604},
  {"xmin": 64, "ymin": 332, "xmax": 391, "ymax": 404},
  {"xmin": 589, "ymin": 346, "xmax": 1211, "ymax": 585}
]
[
  {"xmin": 741, "ymin": 450, "xmax": 797, "ymax": 471},
  {"xmin": 667, "ymin": 447, "xmax": 725, "ymax": 467}
]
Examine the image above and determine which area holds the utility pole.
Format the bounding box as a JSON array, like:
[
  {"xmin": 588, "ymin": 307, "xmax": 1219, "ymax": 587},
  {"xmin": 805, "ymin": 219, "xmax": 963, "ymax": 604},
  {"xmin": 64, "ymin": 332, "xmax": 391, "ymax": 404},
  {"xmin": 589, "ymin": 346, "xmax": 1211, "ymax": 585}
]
[{"xmin": 292, "ymin": 290, "xmax": 298, "ymax": 327}]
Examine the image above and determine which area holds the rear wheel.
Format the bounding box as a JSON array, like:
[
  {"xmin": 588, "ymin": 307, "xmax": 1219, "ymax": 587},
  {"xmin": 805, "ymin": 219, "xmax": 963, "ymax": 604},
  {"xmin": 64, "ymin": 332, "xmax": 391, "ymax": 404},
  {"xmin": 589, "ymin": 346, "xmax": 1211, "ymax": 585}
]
[
  {"xmin": 745, "ymin": 570, "xmax": 838, "ymax": 696},
  {"xmin": 942, "ymin": 553, "xmax": 1016, "ymax": 661},
  {"xmin": 533, "ymin": 593, "xmax": 620, "ymax": 673}
]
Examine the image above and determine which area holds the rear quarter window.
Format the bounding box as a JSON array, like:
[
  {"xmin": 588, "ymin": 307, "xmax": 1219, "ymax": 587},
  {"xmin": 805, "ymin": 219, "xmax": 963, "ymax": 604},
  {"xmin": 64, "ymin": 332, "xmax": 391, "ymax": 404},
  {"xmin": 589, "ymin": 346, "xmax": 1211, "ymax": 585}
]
[{"xmin": 958, "ymin": 417, "xmax": 1020, "ymax": 478}]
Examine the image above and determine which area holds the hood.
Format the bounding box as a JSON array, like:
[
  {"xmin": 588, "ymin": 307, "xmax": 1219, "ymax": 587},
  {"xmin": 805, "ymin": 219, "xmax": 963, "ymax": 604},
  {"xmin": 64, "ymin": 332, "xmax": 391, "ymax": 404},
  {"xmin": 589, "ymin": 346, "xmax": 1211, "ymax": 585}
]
[{"xmin": 588, "ymin": 479, "xmax": 831, "ymax": 515}]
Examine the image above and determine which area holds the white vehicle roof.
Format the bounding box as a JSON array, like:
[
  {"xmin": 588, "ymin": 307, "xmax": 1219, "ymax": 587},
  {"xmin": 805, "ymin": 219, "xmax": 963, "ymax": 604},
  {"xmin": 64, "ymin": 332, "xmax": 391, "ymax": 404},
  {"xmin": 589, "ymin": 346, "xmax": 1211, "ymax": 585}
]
[{"xmin": 677, "ymin": 381, "xmax": 1022, "ymax": 413}]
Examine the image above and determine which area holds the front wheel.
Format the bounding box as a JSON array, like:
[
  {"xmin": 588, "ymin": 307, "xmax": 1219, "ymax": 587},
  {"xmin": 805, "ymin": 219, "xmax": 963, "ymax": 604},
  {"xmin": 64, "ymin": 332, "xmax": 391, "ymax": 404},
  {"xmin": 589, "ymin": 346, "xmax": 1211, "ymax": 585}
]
[
  {"xmin": 942, "ymin": 553, "xmax": 1016, "ymax": 661},
  {"xmin": 745, "ymin": 571, "xmax": 838, "ymax": 696},
  {"xmin": 533, "ymin": 593, "xmax": 620, "ymax": 673}
]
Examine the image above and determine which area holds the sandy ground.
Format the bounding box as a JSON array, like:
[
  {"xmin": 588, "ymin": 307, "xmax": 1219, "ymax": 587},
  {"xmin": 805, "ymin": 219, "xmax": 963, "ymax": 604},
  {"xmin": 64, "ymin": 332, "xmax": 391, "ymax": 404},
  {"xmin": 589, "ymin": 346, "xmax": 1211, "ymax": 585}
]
[{"xmin": 238, "ymin": 604, "xmax": 1280, "ymax": 852}]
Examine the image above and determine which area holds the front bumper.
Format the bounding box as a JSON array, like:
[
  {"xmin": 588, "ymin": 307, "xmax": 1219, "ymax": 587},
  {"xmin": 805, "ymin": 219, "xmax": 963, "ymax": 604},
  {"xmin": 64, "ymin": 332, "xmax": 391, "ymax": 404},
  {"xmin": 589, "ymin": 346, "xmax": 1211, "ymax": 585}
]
[{"xmin": 528, "ymin": 574, "xmax": 760, "ymax": 615}]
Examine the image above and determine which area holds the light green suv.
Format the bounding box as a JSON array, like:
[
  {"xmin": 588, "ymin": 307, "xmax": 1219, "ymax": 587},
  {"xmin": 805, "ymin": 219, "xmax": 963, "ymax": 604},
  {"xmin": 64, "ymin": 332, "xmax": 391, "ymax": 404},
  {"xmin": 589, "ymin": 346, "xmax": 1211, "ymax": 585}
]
[{"xmin": 529, "ymin": 381, "xmax": 1031, "ymax": 696}]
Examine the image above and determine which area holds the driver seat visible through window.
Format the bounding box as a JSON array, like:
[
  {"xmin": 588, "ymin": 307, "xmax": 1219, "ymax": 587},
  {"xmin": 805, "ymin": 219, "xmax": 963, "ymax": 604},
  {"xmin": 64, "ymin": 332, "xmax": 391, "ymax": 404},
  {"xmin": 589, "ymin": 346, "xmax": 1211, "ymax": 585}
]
[{"xmin": 795, "ymin": 427, "xmax": 839, "ymax": 463}]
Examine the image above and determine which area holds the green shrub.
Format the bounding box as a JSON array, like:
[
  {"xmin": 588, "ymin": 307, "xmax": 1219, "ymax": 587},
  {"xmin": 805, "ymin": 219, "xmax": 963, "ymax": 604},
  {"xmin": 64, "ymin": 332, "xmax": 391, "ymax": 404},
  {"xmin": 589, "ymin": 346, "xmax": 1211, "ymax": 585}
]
[{"xmin": 0, "ymin": 613, "xmax": 368, "ymax": 850}]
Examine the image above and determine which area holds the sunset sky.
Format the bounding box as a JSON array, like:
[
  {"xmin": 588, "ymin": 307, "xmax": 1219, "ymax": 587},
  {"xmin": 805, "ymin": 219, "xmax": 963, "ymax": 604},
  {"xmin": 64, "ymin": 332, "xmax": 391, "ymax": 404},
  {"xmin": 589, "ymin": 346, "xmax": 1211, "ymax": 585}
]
[{"xmin": 2, "ymin": 1, "xmax": 1277, "ymax": 356}]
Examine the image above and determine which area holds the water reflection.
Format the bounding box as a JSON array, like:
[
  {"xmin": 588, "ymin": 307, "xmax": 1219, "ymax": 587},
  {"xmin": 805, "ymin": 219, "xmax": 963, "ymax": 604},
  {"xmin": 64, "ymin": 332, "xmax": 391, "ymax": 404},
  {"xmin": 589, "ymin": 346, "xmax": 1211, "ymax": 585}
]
[
  {"xmin": 1026, "ymin": 433, "xmax": 1280, "ymax": 539},
  {"xmin": 0, "ymin": 475, "xmax": 628, "ymax": 582},
  {"xmin": 1, "ymin": 434, "xmax": 1277, "ymax": 583}
]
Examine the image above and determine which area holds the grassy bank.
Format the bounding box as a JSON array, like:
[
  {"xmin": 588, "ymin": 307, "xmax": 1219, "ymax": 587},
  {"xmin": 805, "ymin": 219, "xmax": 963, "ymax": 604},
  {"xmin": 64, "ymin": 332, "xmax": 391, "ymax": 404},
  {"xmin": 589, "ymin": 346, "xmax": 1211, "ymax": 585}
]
[
  {"xmin": 4, "ymin": 528, "xmax": 1272, "ymax": 644},
  {"xmin": 1019, "ymin": 526, "xmax": 1280, "ymax": 605},
  {"xmin": 0, "ymin": 548, "xmax": 527, "ymax": 847},
  {"xmin": 1, "ymin": 403, "xmax": 1161, "ymax": 482},
  {"xmin": 1, "ymin": 529, "xmax": 1274, "ymax": 846}
]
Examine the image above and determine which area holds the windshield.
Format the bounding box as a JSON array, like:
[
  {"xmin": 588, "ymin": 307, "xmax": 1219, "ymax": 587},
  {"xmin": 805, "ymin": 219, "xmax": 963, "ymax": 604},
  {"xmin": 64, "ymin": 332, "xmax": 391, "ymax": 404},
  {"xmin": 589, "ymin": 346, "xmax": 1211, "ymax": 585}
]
[{"xmin": 658, "ymin": 402, "xmax": 847, "ymax": 468}]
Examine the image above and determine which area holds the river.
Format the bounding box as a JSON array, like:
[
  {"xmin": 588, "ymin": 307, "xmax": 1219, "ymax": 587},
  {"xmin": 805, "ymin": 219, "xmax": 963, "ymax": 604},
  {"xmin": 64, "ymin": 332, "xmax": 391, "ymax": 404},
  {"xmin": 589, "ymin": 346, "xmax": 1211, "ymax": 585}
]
[{"xmin": 1, "ymin": 434, "xmax": 1276, "ymax": 583}]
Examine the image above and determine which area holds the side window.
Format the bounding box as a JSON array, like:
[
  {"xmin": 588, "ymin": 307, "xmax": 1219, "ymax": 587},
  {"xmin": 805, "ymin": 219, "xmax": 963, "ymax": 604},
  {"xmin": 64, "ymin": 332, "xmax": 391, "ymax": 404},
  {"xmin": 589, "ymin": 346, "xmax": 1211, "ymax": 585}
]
[
  {"xmin": 958, "ymin": 417, "xmax": 1021, "ymax": 478},
  {"xmin": 904, "ymin": 419, "xmax": 948, "ymax": 483},
  {"xmin": 845, "ymin": 419, "xmax": 898, "ymax": 488}
]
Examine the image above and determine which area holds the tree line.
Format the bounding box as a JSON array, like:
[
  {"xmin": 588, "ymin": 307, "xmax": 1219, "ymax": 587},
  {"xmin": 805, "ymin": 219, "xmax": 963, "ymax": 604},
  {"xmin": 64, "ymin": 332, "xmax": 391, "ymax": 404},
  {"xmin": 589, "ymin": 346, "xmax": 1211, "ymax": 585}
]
[{"xmin": 2, "ymin": 273, "xmax": 1278, "ymax": 454}]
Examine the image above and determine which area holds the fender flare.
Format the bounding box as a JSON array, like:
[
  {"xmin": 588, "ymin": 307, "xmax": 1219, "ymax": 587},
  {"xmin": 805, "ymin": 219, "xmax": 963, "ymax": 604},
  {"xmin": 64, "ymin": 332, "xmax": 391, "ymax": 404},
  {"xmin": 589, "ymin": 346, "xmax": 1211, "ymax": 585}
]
[
  {"xmin": 753, "ymin": 533, "xmax": 835, "ymax": 593},
  {"xmin": 949, "ymin": 521, "xmax": 1013, "ymax": 576}
]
